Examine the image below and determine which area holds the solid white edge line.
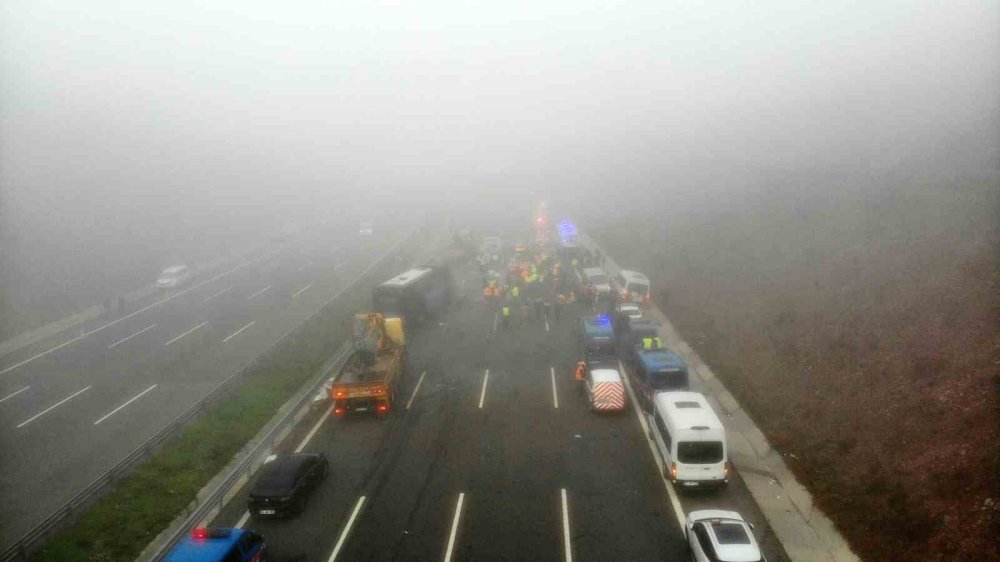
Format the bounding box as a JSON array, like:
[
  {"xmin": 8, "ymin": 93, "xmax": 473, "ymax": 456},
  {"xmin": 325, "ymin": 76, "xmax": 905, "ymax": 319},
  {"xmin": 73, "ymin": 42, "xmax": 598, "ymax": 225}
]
[
  {"xmin": 234, "ymin": 511, "xmax": 251, "ymax": 529},
  {"xmin": 0, "ymin": 334, "xmax": 84, "ymax": 376},
  {"xmin": 0, "ymin": 252, "xmax": 267, "ymax": 376},
  {"xmin": 107, "ymin": 323, "xmax": 158, "ymax": 349},
  {"xmin": 222, "ymin": 321, "xmax": 256, "ymax": 343},
  {"xmin": 443, "ymin": 492, "xmax": 466, "ymax": 562},
  {"xmin": 295, "ymin": 408, "xmax": 332, "ymax": 453},
  {"xmin": 292, "ymin": 284, "xmax": 313, "ymax": 298},
  {"xmin": 328, "ymin": 495, "xmax": 366, "ymax": 562},
  {"xmin": 561, "ymin": 488, "xmax": 573, "ymax": 562},
  {"xmin": 546, "ymin": 319, "xmax": 550, "ymax": 332},
  {"xmin": 492, "ymin": 311, "xmax": 499, "ymax": 333},
  {"xmin": 478, "ymin": 369, "xmax": 489, "ymax": 409},
  {"xmin": 164, "ymin": 322, "xmax": 207, "ymax": 346},
  {"xmin": 620, "ymin": 362, "xmax": 687, "ymax": 528},
  {"xmin": 320, "ymin": 239, "xmax": 405, "ymax": 308},
  {"xmin": 551, "ymin": 366, "xmax": 559, "ymax": 409},
  {"xmin": 17, "ymin": 386, "xmax": 92, "ymax": 428},
  {"xmin": 246, "ymin": 285, "xmax": 272, "ymax": 300},
  {"xmin": 94, "ymin": 384, "xmax": 158, "ymax": 425},
  {"xmin": 406, "ymin": 371, "xmax": 427, "ymax": 410},
  {"xmin": 203, "ymin": 286, "xmax": 233, "ymax": 303},
  {"xmin": 0, "ymin": 385, "xmax": 30, "ymax": 404}
]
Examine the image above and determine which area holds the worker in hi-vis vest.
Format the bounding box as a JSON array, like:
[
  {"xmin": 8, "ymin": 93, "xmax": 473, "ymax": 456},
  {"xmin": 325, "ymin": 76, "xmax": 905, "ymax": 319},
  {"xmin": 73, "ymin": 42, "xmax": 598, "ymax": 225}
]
[{"xmin": 642, "ymin": 336, "xmax": 662, "ymax": 350}]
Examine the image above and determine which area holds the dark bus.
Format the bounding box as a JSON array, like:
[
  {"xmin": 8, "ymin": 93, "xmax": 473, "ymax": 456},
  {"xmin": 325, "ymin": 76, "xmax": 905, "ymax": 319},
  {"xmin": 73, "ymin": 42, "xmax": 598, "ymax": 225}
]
[{"xmin": 372, "ymin": 267, "xmax": 450, "ymax": 325}]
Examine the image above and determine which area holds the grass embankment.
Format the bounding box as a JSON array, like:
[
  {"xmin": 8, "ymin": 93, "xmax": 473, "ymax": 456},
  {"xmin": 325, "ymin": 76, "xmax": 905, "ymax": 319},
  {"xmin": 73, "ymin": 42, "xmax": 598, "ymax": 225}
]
[
  {"xmin": 593, "ymin": 178, "xmax": 999, "ymax": 560},
  {"xmin": 32, "ymin": 235, "xmax": 426, "ymax": 562}
]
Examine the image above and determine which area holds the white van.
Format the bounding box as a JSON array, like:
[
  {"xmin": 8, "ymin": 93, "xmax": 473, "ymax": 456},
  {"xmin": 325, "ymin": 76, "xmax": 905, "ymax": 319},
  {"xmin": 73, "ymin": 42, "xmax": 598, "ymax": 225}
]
[
  {"xmin": 613, "ymin": 269, "xmax": 651, "ymax": 305},
  {"xmin": 648, "ymin": 391, "xmax": 729, "ymax": 489},
  {"xmin": 156, "ymin": 265, "xmax": 191, "ymax": 289},
  {"xmin": 583, "ymin": 267, "xmax": 612, "ymax": 295}
]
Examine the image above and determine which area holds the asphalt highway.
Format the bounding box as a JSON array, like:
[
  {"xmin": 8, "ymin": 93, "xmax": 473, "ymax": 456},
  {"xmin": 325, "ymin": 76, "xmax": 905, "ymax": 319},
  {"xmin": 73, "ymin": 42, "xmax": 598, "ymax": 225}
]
[
  {"xmin": 211, "ymin": 256, "xmax": 790, "ymax": 561},
  {"xmin": 0, "ymin": 226, "xmax": 400, "ymax": 549}
]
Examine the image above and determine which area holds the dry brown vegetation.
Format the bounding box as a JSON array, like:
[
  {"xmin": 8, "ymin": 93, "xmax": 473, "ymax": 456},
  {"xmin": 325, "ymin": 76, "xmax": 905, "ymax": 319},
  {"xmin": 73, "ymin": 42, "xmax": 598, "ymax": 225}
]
[{"xmin": 594, "ymin": 176, "xmax": 1000, "ymax": 560}]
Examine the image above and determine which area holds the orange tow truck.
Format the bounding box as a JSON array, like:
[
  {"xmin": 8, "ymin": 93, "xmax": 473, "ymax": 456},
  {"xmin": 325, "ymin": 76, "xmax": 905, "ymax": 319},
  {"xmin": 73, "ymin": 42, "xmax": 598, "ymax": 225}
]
[{"xmin": 328, "ymin": 313, "xmax": 405, "ymax": 417}]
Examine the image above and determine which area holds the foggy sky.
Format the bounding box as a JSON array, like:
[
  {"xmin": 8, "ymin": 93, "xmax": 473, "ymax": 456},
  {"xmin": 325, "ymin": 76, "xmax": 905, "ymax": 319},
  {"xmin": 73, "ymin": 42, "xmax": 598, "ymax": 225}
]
[{"xmin": 1, "ymin": 0, "xmax": 998, "ymax": 296}]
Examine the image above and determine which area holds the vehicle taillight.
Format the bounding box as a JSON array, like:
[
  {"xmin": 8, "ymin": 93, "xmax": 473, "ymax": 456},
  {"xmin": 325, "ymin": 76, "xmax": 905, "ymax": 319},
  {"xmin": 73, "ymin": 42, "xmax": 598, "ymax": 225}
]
[
  {"xmin": 725, "ymin": 461, "xmax": 732, "ymax": 478},
  {"xmin": 670, "ymin": 462, "xmax": 678, "ymax": 481},
  {"xmin": 335, "ymin": 390, "xmax": 345, "ymax": 398},
  {"xmin": 334, "ymin": 407, "xmax": 345, "ymax": 415},
  {"xmin": 374, "ymin": 387, "xmax": 384, "ymax": 394},
  {"xmin": 376, "ymin": 403, "xmax": 388, "ymax": 413},
  {"xmin": 191, "ymin": 527, "xmax": 209, "ymax": 540}
]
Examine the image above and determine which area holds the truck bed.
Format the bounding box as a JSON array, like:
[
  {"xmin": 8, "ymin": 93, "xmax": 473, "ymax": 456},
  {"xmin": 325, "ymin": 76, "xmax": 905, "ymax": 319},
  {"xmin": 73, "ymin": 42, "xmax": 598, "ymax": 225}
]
[{"xmin": 336, "ymin": 355, "xmax": 392, "ymax": 384}]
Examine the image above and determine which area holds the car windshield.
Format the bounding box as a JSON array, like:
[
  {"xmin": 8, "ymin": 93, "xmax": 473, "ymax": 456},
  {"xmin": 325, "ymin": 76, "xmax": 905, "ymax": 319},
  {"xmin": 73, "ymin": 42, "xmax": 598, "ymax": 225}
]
[
  {"xmin": 629, "ymin": 282, "xmax": 648, "ymax": 295},
  {"xmin": 586, "ymin": 341, "xmax": 616, "ymax": 358},
  {"xmin": 589, "ymin": 274, "xmax": 609, "ymax": 284},
  {"xmin": 677, "ymin": 441, "xmax": 724, "ymax": 464},
  {"xmin": 649, "ymin": 369, "xmax": 686, "ymax": 390},
  {"xmin": 712, "ymin": 522, "xmax": 752, "ymax": 544}
]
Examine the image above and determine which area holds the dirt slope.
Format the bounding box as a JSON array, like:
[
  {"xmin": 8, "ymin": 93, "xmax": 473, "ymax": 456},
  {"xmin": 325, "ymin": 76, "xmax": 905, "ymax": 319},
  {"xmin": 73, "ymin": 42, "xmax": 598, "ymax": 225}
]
[{"xmin": 593, "ymin": 178, "xmax": 999, "ymax": 560}]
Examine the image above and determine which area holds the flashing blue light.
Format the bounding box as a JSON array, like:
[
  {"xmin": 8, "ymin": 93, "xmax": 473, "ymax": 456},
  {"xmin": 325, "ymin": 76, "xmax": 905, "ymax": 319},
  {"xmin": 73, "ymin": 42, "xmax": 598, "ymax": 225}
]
[
  {"xmin": 558, "ymin": 220, "xmax": 577, "ymax": 240},
  {"xmin": 595, "ymin": 314, "xmax": 610, "ymax": 325}
]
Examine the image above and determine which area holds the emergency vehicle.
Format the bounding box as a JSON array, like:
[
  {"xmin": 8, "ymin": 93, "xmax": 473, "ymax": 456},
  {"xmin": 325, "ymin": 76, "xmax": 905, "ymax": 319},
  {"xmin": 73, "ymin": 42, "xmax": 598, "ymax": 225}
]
[
  {"xmin": 164, "ymin": 527, "xmax": 266, "ymax": 562},
  {"xmin": 578, "ymin": 314, "xmax": 617, "ymax": 360},
  {"xmin": 628, "ymin": 345, "xmax": 689, "ymax": 411},
  {"xmin": 581, "ymin": 360, "xmax": 627, "ymax": 412}
]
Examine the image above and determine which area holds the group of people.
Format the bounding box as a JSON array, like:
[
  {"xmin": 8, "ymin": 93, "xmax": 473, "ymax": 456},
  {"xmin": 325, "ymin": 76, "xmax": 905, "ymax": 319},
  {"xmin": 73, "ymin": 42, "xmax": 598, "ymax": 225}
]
[{"xmin": 481, "ymin": 248, "xmax": 586, "ymax": 330}]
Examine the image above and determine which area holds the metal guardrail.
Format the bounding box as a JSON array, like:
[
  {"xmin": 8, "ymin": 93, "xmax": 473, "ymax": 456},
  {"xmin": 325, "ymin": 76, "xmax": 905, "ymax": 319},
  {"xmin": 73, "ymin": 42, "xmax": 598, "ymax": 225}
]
[
  {"xmin": 147, "ymin": 343, "xmax": 352, "ymax": 561},
  {"xmin": 0, "ymin": 234, "xmax": 410, "ymax": 562}
]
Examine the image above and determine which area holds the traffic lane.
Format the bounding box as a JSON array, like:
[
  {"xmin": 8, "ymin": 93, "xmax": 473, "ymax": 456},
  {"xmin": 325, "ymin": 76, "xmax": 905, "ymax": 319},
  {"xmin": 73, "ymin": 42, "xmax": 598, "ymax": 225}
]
[
  {"xmin": 674, "ymin": 421, "xmax": 790, "ymax": 559},
  {"xmin": 222, "ymin": 410, "xmax": 395, "ymax": 562},
  {"xmin": 0, "ymin": 239, "xmax": 394, "ymax": 548},
  {"xmin": 449, "ymin": 367, "xmax": 565, "ymax": 562},
  {"xmin": 482, "ymin": 313, "xmax": 688, "ymax": 562},
  {"xmin": 19, "ymin": 238, "xmax": 381, "ymax": 431},
  {"xmin": 0, "ymin": 236, "xmax": 367, "ymax": 420},
  {"xmin": 331, "ymin": 268, "xmax": 499, "ymax": 561},
  {"xmin": 558, "ymin": 374, "xmax": 688, "ymax": 561},
  {"xmin": 211, "ymin": 281, "xmax": 491, "ymax": 560},
  {"xmin": 327, "ymin": 264, "xmax": 564, "ymax": 560},
  {"xmin": 0, "ymin": 246, "xmax": 281, "ymax": 378},
  {"xmin": 0, "ymin": 256, "xmax": 274, "ymax": 411},
  {"xmin": 0, "ymin": 224, "xmax": 362, "ymax": 392}
]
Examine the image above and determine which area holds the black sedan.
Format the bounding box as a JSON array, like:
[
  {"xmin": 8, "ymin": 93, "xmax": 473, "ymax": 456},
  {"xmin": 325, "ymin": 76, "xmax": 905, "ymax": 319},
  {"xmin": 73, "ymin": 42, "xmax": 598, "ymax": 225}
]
[{"xmin": 248, "ymin": 453, "xmax": 328, "ymax": 518}]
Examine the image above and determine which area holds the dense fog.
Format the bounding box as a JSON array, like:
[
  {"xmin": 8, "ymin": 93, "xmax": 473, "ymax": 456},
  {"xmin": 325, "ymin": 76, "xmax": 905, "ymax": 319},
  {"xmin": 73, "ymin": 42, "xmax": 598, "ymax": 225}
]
[{"xmin": 1, "ymin": 0, "xmax": 997, "ymax": 337}]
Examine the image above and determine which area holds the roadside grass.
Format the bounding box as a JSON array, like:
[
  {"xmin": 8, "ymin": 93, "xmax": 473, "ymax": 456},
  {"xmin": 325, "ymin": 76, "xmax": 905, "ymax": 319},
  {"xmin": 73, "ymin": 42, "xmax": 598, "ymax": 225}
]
[
  {"xmin": 30, "ymin": 235, "xmax": 424, "ymax": 562},
  {"xmin": 591, "ymin": 179, "xmax": 1000, "ymax": 561}
]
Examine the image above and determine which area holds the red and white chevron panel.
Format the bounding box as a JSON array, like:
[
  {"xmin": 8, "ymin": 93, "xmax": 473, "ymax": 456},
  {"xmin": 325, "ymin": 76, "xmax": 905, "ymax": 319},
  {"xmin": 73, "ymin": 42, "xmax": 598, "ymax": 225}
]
[{"xmin": 591, "ymin": 382, "xmax": 625, "ymax": 410}]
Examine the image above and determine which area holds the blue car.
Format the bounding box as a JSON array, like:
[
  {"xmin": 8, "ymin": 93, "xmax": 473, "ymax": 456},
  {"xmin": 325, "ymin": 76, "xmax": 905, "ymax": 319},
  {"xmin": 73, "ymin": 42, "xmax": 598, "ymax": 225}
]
[{"xmin": 165, "ymin": 527, "xmax": 266, "ymax": 562}]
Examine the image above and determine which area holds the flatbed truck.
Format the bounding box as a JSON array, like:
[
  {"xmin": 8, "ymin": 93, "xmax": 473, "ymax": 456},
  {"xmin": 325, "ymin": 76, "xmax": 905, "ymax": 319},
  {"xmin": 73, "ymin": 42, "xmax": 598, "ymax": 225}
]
[{"xmin": 328, "ymin": 313, "xmax": 405, "ymax": 416}]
